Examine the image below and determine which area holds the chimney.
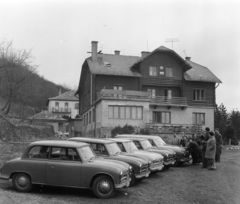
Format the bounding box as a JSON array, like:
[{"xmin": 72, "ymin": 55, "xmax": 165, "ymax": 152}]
[
  {"xmin": 91, "ymin": 41, "xmax": 98, "ymax": 61},
  {"xmin": 141, "ymin": 51, "xmax": 150, "ymax": 58},
  {"xmin": 114, "ymin": 50, "xmax": 120, "ymax": 55},
  {"xmin": 185, "ymin": 57, "xmax": 191, "ymax": 61}
]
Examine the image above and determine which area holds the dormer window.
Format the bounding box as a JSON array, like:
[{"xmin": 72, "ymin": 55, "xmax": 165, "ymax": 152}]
[{"xmin": 149, "ymin": 66, "xmax": 157, "ymax": 76}]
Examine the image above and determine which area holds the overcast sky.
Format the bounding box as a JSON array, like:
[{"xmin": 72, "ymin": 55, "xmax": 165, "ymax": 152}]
[{"xmin": 0, "ymin": 0, "xmax": 239, "ymax": 112}]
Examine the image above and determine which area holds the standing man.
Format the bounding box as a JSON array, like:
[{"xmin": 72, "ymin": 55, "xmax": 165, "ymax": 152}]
[
  {"xmin": 215, "ymin": 128, "xmax": 223, "ymax": 162},
  {"xmin": 205, "ymin": 131, "xmax": 217, "ymax": 170},
  {"xmin": 201, "ymin": 127, "xmax": 210, "ymax": 168}
]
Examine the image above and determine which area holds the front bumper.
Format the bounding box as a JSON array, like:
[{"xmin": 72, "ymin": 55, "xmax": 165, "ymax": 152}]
[
  {"xmin": 150, "ymin": 164, "xmax": 164, "ymax": 172},
  {"xmin": 115, "ymin": 177, "xmax": 131, "ymax": 189},
  {"xmin": 135, "ymin": 170, "xmax": 150, "ymax": 179},
  {"xmin": 163, "ymin": 160, "xmax": 175, "ymax": 166}
]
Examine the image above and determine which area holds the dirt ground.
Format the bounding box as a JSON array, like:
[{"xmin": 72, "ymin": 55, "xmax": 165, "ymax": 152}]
[{"xmin": 0, "ymin": 145, "xmax": 240, "ymax": 204}]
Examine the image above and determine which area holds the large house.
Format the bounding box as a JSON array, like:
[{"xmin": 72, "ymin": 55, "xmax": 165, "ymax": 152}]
[
  {"xmin": 47, "ymin": 91, "xmax": 79, "ymax": 119},
  {"xmin": 76, "ymin": 41, "xmax": 222, "ymax": 138}
]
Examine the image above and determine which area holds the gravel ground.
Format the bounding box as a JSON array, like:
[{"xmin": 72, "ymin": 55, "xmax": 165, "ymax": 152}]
[{"xmin": 0, "ymin": 145, "xmax": 240, "ymax": 204}]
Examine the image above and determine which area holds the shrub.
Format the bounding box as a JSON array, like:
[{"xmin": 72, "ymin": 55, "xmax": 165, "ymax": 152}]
[{"xmin": 111, "ymin": 124, "xmax": 135, "ymax": 137}]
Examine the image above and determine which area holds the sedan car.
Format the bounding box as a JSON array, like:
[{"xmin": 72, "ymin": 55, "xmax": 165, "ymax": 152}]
[
  {"xmin": 107, "ymin": 138, "xmax": 164, "ymax": 172},
  {"xmin": 115, "ymin": 136, "xmax": 176, "ymax": 168},
  {"xmin": 68, "ymin": 137, "xmax": 149, "ymax": 186},
  {"xmin": 0, "ymin": 140, "xmax": 131, "ymax": 199},
  {"xmin": 116, "ymin": 134, "xmax": 191, "ymax": 166}
]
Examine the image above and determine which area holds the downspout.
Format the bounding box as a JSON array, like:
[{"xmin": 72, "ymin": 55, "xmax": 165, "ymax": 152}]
[{"xmin": 90, "ymin": 73, "xmax": 93, "ymax": 137}]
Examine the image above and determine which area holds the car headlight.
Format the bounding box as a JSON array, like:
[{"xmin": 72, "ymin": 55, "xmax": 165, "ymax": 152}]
[{"xmin": 139, "ymin": 163, "xmax": 142, "ymax": 168}]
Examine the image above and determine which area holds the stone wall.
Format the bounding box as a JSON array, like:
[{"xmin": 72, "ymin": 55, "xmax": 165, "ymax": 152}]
[{"xmin": 0, "ymin": 114, "xmax": 55, "ymax": 142}]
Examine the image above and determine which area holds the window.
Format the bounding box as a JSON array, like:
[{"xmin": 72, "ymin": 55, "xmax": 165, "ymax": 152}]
[
  {"xmin": 153, "ymin": 112, "xmax": 171, "ymax": 124},
  {"xmin": 148, "ymin": 89, "xmax": 156, "ymax": 98},
  {"xmin": 50, "ymin": 147, "xmax": 80, "ymax": 161},
  {"xmin": 65, "ymin": 102, "xmax": 68, "ymax": 111},
  {"xmin": 27, "ymin": 146, "xmax": 49, "ymax": 159},
  {"xmin": 108, "ymin": 106, "xmax": 143, "ymax": 120},
  {"xmin": 93, "ymin": 108, "xmax": 96, "ymax": 122},
  {"xmin": 166, "ymin": 67, "xmax": 173, "ymax": 77},
  {"xmin": 164, "ymin": 89, "xmax": 172, "ymax": 99},
  {"xmin": 193, "ymin": 113, "xmax": 205, "ymax": 125},
  {"xmin": 55, "ymin": 102, "xmax": 59, "ymax": 110},
  {"xmin": 90, "ymin": 143, "xmax": 108, "ymax": 155},
  {"xmin": 113, "ymin": 85, "xmax": 123, "ymax": 90},
  {"xmin": 149, "ymin": 66, "xmax": 157, "ymax": 76},
  {"xmin": 193, "ymin": 89, "xmax": 205, "ymax": 101},
  {"xmin": 74, "ymin": 103, "xmax": 79, "ymax": 110},
  {"xmin": 117, "ymin": 143, "xmax": 126, "ymax": 152},
  {"xmin": 89, "ymin": 111, "xmax": 91, "ymax": 124},
  {"xmin": 86, "ymin": 113, "xmax": 88, "ymax": 125}
]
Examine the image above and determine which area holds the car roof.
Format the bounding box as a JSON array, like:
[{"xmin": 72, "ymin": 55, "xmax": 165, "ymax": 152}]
[
  {"xmin": 30, "ymin": 140, "xmax": 89, "ymax": 148},
  {"xmin": 68, "ymin": 137, "xmax": 115, "ymax": 144},
  {"xmin": 107, "ymin": 138, "xmax": 133, "ymax": 142},
  {"xmin": 117, "ymin": 134, "xmax": 160, "ymax": 139}
]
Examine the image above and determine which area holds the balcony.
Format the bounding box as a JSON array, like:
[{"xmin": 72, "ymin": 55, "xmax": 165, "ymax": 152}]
[
  {"xmin": 150, "ymin": 96, "xmax": 188, "ymax": 109},
  {"xmin": 96, "ymin": 89, "xmax": 187, "ymax": 108},
  {"xmin": 145, "ymin": 123, "xmax": 203, "ymax": 134},
  {"xmin": 52, "ymin": 107, "xmax": 71, "ymax": 114},
  {"xmin": 96, "ymin": 89, "xmax": 150, "ymax": 102}
]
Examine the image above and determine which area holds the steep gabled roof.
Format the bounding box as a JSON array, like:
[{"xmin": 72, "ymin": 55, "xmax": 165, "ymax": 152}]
[
  {"xmin": 184, "ymin": 60, "xmax": 222, "ymax": 83},
  {"xmin": 86, "ymin": 54, "xmax": 141, "ymax": 77},
  {"xmin": 131, "ymin": 46, "xmax": 192, "ymax": 69},
  {"xmin": 48, "ymin": 91, "xmax": 78, "ymax": 101}
]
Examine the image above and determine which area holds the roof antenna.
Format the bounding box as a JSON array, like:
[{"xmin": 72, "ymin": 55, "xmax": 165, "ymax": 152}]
[{"xmin": 165, "ymin": 38, "xmax": 179, "ymax": 50}]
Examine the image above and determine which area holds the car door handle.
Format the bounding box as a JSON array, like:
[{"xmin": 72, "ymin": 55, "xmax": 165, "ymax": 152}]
[{"xmin": 49, "ymin": 165, "xmax": 55, "ymax": 169}]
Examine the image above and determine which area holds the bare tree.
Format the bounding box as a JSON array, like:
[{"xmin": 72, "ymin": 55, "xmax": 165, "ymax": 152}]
[{"xmin": 0, "ymin": 41, "xmax": 37, "ymax": 115}]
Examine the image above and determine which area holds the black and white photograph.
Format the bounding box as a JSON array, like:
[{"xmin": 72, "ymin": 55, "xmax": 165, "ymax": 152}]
[{"xmin": 0, "ymin": 0, "xmax": 240, "ymax": 203}]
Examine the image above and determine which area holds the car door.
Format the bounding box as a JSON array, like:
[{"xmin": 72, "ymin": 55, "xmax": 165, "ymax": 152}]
[{"xmin": 46, "ymin": 147, "xmax": 82, "ymax": 187}]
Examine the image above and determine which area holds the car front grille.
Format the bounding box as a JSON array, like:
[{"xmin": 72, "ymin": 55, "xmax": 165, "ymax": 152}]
[
  {"xmin": 153, "ymin": 159, "xmax": 162, "ymax": 168},
  {"xmin": 140, "ymin": 163, "xmax": 148, "ymax": 174},
  {"xmin": 166, "ymin": 154, "xmax": 175, "ymax": 162},
  {"xmin": 121, "ymin": 170, "xmax": 129, "ymax": 183}
]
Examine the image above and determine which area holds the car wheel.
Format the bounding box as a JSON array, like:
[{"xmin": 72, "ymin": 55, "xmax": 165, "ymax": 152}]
[
  {"xmin": 92, "ymin": 175, "xmax": 116, "ymax": 199},
  {"xmin": 172, "ymin": 158, "xmax": 179, "ymax": 167},
  {"xmin": 12, "ymin": 173, "xmax": 32, "ymax": 192}
]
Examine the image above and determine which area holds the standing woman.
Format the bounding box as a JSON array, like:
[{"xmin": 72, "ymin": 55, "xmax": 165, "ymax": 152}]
[
  {"xmin": 205, "ymin": 131, "xmax": 217, "ymax": 170},
  {"xmin": 215, "ymin": 128, "xmax": 223, "ymax": 162}
]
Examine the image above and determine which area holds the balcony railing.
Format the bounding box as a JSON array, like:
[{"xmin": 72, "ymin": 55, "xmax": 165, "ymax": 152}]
[
  {"xmin": 150, "ymin": 96, "xmax": 187, "ymax": 106},
  {"xmin": 52, "ymin": 107, "xmax": 71, "ymax": 113},
  {"xmin": 96, "ymin": 89, "xmax": 187, "ymax": 107},
  {"xmin": 145, "ymin": 123, "xmax": 203, "ymax": 134},
  {"xmin": 96, "ymin": 89, "xmax": 150, "ymax": 102}
]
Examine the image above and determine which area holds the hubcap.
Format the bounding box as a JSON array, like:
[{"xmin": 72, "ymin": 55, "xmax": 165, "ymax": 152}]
[
  {"xmin": 18, "ymin": 176, "xmax": 29, "ymax": 187},
  {"xmin": 98, "ymin": 180, "xmax": 111, "ymax": 194}
]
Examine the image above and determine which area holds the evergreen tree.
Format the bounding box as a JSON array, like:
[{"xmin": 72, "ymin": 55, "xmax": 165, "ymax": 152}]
[
  {"xmin": 228, "ymin": 110, "xmax": 240, "ymax": 140},
  {"xmin": 214, "ymin": 103, "xmax": 228, "ymax": 137}
]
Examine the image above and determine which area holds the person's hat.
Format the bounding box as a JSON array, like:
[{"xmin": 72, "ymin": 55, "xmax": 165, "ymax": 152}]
[{"xmin": 209, "ymin": 131, "xmax": 215, "ymax": 136}]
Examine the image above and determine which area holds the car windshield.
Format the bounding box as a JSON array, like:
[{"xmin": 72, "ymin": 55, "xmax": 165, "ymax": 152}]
[
  {"xmin": 154, "ymin": 138, "xmax": 166, "ymax": 147},
  {"xmin": 105, "ymin": 143, "xmax": 121, "ymax": 155},
  {"xmin": 123, "ymin": 141, "xmax": 138, "ymax": 153},
  {"xmin": 140, "ymin": 140, "xmax": 152, "ymax": 150},
  {"xmin": 77, "ymin": 146, "xmax": 95, "ymax": 160}
]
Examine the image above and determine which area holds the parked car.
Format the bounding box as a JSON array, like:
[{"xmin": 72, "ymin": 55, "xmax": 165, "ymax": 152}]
[
  {"xmin": 107, "ymin": 138, "xmax": 164, "ymax": 172},
  {"xmin": 116, "ymin": 134, "xmax": 191, "ymax": 166},
  {"xmin": 0, "ymin": 140, "xmax": 131, "ymax": 198},
  {"xmin": 115, "ymin": 136, "xmax": 176, "ymax": 169},
  {"xmin": 68, "ymin": 137, "xmax": 149, "ymax": 185}
]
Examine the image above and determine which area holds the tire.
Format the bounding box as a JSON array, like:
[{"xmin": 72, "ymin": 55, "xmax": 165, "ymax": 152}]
[
  {"xmin": 172, "ymin": 158, "xmax": 179, "ymax": 167},
  {"xmin": 12, "ymin": 173, "xmax": 32, "ymax": 192},
  {"xmin": 92, "ymin": 175, "xmax": 116, "ymax": 199},
  {"xmin": 164, "ymin": 165, "xmax": 171, "ymax": 169}
]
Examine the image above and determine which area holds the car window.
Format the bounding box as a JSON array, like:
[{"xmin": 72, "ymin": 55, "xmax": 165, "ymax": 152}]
[
  {"xmin": 90, "ymin": 143, "xmax": 108, "ymax": 155},
  {"xmin": 117, "ymin": 143, "xmax": 126, "ymax": 152},
  {"xmin": 27, "ymin": 146, "xmax": 49, "ymax": 159},
  {"xmin": 133, "ymin": 141, "xmax": 143, "ymax": 149},
  {"xmin": 67, "ymin": 148, "xmax": 81, "ymax": 161}
]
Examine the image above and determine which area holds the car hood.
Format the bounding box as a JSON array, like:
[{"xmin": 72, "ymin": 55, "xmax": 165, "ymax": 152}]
[
  {"xmin": 160, "ymin": 145, "xmax": 185, "ymax": 153},
  {"xmin": 131, "ymin": 151, "xmax": 163, "ymax": 160},
  {"xmin": 90, "ymin": 158, "xmax": 129, "ymax": 171},
  {"xmin": 108, "ymin": 154, "xmax": 146, "ymax": 166}
]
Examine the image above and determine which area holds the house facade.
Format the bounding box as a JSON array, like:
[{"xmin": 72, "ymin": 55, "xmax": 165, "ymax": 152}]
[
  {"xmin": 76, "ymin": 41, "xmax": 222, "ymax": 138},
  {"xmin": 48, "ymin": 91, "xmax": 79, "ymax": 119}
]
